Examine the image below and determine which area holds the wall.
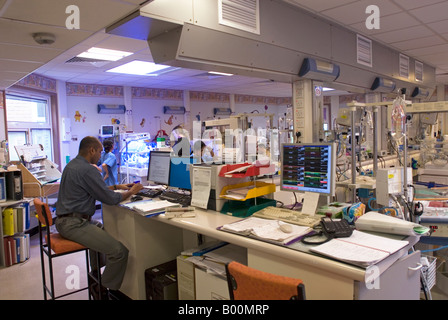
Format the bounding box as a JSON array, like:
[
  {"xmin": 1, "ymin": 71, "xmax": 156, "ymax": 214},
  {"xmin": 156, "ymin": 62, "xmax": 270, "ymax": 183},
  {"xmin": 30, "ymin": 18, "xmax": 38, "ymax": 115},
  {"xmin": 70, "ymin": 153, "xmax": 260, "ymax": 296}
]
[
  {"xmin": 66, "ymin": 95, "xmax": 126, "ymax": 158},
  {"xmin": 65, "ymin": 84, "xmax": 289, "ymax": 162}
]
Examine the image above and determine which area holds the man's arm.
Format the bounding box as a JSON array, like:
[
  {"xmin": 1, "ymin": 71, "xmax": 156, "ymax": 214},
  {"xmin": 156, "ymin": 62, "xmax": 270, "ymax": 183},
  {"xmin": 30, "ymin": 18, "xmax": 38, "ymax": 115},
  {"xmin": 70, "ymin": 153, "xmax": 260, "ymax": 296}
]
[{"xmin": 111, "ymin": 183, "xmax": 143, "ymax": 201}]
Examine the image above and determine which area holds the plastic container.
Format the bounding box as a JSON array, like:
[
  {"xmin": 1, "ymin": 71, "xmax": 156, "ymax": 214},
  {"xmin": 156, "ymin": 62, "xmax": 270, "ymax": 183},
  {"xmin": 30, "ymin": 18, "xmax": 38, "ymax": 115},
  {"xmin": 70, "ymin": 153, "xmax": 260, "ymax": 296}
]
[
  {"xmin": 220, "ymin": 181, "xmax": 276, "ymax": 201},
  {"xmin": 156, "ymin": 137, "xmax": 165, "ymax": 148},
  {"xmin": 391, "ymin": 96, "xmax": 406, "ymax": 141},
  {"xmin": 220, "ymin": 197, "xmax": 276, "ymax": 217}
]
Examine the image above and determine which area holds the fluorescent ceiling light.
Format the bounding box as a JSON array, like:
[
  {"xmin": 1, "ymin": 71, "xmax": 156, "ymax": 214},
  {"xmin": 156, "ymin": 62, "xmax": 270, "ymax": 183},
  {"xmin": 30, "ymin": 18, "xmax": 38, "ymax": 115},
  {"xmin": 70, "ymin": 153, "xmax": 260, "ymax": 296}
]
[
  {"xmin": 107, "ymin": 61, "xmax": 172, "ymax": 76},
  {"xmin": 77, "ymin": 47, "xmax": 133, "ymax": 61},
  {"xmin": 208, "ymin": 71, "xmax": 233, "ymax": 76},
  {"xmin": 323, "ymin": 87, "xmax": 334, "ymax": 91}
]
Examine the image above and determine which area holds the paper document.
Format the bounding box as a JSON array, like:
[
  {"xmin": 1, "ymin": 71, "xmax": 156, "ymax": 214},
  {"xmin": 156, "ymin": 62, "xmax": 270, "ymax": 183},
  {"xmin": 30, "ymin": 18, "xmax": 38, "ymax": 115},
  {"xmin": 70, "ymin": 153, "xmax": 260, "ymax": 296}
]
[
  {"xmin": 220, "ymin": 217, "xmax": 312, "ymax": 245},
  {"xmin": 191, "ymin": 166, "xmax": 211, "ymax": 209},
  {"xmin": 301, "ymin": 192, "xmax": 320, "ymax": 215},
  {"xmin": 123, "ymin": 199, "xmax": 180, "ymax": 216},
  {"xmin": 310, "ymin": 230, "xmax": 409, "ymax": 267},
  {"xmin": 223, "ymin": 185, "xmax": 256, "ymax": 200},
  {"xmin": 223, "ymin": 164, "xmax": 252, "ymax": 176},
  {"xmin": 355, "ymin": 211, "xmax": 430, "ymax": 236}
]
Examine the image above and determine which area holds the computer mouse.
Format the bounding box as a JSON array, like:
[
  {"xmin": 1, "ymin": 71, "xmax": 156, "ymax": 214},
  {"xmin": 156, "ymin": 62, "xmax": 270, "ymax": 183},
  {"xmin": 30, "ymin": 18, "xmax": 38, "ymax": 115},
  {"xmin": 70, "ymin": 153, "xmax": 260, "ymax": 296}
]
[
  {"xmin": 131, "ymin": 195, "xmax": 143, "ymax": 202},
  {"xmin": 279, "ymin": 223, "xmax": 293, "ymax": 233}
]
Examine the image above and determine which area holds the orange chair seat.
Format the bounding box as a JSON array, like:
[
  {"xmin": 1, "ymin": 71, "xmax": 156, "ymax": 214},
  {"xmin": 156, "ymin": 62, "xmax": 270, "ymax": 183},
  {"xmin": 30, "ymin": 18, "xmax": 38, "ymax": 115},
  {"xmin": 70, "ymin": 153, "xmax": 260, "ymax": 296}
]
[
  {"xmin": 45, "ymin": 233, "xmax": 87, "ymax": 255},
  {"xmin": 227, "ymin": 261, "xmax": 304, "ymax": 300}
]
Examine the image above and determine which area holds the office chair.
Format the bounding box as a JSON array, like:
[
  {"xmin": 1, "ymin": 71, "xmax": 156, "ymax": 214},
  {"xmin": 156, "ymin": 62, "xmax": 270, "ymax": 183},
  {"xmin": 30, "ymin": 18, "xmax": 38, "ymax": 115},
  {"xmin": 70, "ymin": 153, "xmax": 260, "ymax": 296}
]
[
  {"xmin": 34, "ymin": 198, "xmax": 103, "ymax": 300},
  {"xmin": 225, "ymin": 261, "xmax": 306, "ymax": 300}
]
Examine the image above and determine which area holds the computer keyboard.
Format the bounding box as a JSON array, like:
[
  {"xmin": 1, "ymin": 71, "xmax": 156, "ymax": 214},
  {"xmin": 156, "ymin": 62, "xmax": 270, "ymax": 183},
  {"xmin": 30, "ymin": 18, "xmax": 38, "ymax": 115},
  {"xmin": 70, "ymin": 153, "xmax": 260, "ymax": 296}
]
[
  {"xmin": 136, "ymin": 189, "xmax": 163, "ymax": 198},
  {"xmin": 159, "ymin": 190, "xmax": 192, "ymax": 206},
  {"xmin": 252, "ymin": 206, "xmax": 321, "ymax": 228}
]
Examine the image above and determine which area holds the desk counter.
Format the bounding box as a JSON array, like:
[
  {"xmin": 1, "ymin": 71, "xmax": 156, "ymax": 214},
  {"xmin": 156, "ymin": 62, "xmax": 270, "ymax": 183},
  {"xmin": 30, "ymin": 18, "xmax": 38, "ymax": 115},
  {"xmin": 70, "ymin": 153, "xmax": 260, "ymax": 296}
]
[{"xmin": 102, "ymin": 204, "xmax": 421, "ymax": 300}]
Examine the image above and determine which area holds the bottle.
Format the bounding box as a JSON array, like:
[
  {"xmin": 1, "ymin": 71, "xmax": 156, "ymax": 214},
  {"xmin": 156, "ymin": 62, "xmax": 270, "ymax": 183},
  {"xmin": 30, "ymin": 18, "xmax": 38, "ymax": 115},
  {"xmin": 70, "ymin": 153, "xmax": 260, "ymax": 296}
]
[{"xmin": 391, "ymin": 96, "xmax": 406, "ymax": 141}]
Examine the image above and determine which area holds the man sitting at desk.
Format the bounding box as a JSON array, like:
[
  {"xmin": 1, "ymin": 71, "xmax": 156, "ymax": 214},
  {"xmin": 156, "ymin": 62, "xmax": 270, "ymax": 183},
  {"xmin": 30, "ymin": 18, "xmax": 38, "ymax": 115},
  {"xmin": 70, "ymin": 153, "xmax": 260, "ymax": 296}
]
[{"xmin": 55, "ymin": 136, "xmax": 143, "ymax": 298}]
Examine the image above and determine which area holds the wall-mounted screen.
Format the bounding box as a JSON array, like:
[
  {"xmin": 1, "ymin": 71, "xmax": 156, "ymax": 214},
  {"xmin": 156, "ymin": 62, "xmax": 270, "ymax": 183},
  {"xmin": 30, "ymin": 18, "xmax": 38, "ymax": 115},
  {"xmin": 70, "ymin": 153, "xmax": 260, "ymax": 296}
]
[{"xmin": 280, "ymin": 143, "xmax": 335, "ymax": 196}]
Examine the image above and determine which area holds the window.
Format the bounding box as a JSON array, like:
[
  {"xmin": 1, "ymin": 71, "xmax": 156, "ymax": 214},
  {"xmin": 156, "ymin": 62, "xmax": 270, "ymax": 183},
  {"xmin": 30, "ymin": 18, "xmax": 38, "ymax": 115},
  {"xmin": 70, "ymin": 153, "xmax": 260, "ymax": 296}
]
[{"xmin": 6, "ymin": 93, "xmax": 54, "ymax": 162}]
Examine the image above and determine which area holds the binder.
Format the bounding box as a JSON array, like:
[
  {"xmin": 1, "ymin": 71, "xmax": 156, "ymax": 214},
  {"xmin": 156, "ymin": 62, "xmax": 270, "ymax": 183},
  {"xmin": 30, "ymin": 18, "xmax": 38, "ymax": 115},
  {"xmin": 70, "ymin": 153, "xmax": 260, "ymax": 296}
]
[
  {"xmin": 0, "ymin": 176, "xmax": 6, "ymax": 202},
  {"xmin": 2, "ymin": 208, "xmax": 14, "ymax": 236},
  {"xmin": 3, "ymin": 237, "xmax": 11, "ymax": 267},
  {"xmin": 5, "ymin": 170, "xmax": 23, "ymax": 201}
]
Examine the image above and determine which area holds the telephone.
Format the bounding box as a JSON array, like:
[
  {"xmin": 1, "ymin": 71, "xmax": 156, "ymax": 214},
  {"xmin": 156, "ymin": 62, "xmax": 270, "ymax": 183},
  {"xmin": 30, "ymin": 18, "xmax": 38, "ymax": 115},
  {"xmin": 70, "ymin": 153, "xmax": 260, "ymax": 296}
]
[
  {"xmin": 301, "ymin": 217, "xmax": 353, "ymax": 245},
  {"xmin": 321, "ymin": 217, "xmax": 353, "ymax": 238}
]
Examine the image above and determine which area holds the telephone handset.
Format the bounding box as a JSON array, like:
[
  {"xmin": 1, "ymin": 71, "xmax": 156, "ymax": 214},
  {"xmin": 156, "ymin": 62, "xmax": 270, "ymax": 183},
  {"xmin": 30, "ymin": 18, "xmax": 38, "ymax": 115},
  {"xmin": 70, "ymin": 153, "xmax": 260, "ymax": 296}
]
[
  {"xmin": 301, "ymin": 217, "xmax": 353, "ymax": 245},
  {"xmin": 320, "ymin": 217, "xmax": 353, "ymax": 238}
]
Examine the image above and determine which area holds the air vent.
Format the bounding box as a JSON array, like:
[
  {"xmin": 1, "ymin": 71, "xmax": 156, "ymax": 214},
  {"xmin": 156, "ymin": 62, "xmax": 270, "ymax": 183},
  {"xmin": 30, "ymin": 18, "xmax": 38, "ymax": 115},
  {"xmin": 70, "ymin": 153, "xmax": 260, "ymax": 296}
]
[
  {"xmin": 65, "ymin": 56, "xmax": 110, "ymax": 68},
  {"xmin": 356, "ymin": 34, "xmax": 372, "ymax": 67},
  {"xmin": 415, "ymin": 61, "xmax": 423, "ymax": 82},
  {"xmin": 218, "ymin": 0, "xmax": 260, "ymax": 34}
]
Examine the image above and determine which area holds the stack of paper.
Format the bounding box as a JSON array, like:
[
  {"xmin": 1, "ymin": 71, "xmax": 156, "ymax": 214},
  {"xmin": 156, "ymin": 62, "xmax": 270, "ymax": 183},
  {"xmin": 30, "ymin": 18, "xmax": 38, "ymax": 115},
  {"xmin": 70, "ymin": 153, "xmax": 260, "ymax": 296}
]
[
  {"xmin": 122, "ymin": 199, "xmax": 180, "ymax": 216},
  {"xmin": 355, "ymin": 211, "xmax": 430, "ymax": 236},
  {"xmin": 310, "ymin": 230, "xmax": 409, "ymax": 267},
  {"xmin": 220, "ymin": 217, "xmax": 312, "ymax": 245}
]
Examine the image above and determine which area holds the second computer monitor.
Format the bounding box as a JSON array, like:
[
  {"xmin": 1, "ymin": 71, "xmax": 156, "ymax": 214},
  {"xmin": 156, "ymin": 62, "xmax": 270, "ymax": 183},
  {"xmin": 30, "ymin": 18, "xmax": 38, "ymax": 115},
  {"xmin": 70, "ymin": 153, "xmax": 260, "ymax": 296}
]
[
  {"xmin": 147, "ymin": 151, "xmax": 171, "ymax": 185},
  {"xmin": 169, "ymin": 157, "xmax": 195, "ymax": 190},
  {"xmin": 280, "ymin": 142, "xmax": 336, "ymax": 196}
]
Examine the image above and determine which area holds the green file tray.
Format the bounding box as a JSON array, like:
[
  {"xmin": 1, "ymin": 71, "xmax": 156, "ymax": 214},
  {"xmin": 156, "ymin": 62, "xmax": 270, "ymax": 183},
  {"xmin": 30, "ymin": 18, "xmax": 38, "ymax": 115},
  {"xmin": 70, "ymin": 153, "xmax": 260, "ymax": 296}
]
[{"xmin": 220, "ymin": 197, "xmax": 276, "ymax": 218}]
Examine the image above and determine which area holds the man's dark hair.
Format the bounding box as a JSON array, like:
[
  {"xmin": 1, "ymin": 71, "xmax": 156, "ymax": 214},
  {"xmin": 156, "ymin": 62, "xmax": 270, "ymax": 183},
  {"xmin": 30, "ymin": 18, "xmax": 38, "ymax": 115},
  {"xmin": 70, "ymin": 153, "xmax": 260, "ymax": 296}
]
[{"xmin": 79, "ymin": 136, "xmax": 102, "ymax": 155}]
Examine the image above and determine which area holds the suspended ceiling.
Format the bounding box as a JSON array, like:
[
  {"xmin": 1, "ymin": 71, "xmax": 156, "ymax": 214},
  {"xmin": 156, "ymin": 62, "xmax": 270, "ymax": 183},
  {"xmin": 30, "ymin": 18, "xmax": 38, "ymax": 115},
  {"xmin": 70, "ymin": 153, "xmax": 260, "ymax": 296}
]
[{"xmin": 0, "ymin": 0, "xmax": 447, "ymax": 97}]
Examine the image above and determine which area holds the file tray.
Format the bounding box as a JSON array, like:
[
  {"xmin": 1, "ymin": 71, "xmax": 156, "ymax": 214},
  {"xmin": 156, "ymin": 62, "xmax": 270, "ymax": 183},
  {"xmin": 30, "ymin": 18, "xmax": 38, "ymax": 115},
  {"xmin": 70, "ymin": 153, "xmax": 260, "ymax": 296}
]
[
  {"xmin": 219, "ymin": 162, "xmax": 276, "ymax": 178},
  {"xmin": 220, "ymin": 181, "xmax": 276, "ymax": 201},
  {"xmin": 220, "ymin": 197, "xmax": 276, "ymax": 217}
]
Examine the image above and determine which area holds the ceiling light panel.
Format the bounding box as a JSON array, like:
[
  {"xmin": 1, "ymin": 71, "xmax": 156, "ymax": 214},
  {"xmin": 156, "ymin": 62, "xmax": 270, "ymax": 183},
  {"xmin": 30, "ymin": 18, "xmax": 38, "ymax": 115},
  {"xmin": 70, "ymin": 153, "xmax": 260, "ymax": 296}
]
[
  {"xmin": 77, "ymin": 47, "xmax": 133, "ymax": 61},
  {"xmin": 106, "ymin": 60, "xmax": 172, "ymax": 75}
]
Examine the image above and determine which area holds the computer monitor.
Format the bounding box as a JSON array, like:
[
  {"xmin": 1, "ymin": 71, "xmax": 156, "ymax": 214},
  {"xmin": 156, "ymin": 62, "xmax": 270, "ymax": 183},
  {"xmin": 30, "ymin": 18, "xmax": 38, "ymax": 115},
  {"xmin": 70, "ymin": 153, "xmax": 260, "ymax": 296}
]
[
  {"xmin": 169, "ymin": 157, "xmax": 195, "ymax": 190},
  {"xmin": 280, "ymin": 142, "xmax": 336, "ymax": 196},
  {"xmin": 101, "ymin": 125, "xmax": 114, "ymax": 137},
  {"xmin": 147, "ymin": 151, "xmax": 171, "ymax": 185}
]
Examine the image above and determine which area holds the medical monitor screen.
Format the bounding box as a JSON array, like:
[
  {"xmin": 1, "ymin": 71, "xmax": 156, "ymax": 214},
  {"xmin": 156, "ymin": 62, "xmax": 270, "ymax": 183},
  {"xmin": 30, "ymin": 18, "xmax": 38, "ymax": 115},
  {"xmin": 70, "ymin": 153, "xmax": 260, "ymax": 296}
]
[
  {"xmin": 101, "ymin": 125, "xmax": 114, "ymax": 137},
  {"xmin": 169, "ymin": 157, "xmax": 196, "ymax": 190},
  {"xmin": 147, "ymin": 151, "xmax": 171, "ymax": 185},
  {"xmin": 280, "ymin": 143, "xmax": 335, "ymax": 196}
]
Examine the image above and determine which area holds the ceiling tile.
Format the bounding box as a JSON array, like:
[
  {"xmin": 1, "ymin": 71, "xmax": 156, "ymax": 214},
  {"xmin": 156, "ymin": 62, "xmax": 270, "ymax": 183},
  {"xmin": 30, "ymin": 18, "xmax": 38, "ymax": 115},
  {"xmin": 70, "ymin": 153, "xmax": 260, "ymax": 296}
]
[
  {"xmin": 349, "ymin": 12, "xmax": 421, "ymax": 35},
  {"xmin": 0, "ymin": 43, "xmax": 64, "ymax": 63},
  {"xmin": 372, "ymin": 25, "xmax": 435, "ymax": 43},
  {"xmin": 283, "ymin": 0, "xmax": 358, "ymax": 13},
  {"xmin": 416, "ymin": 52, "xmax": 448, "ymax": 65},
  {"xmin": 0, "ymin": 60, "xmax": 42, "ymax": 73},
  {"xmin": 390, "ymin": 35, "xmax": 446, "ymax": 51},
  {"xmin": 409, "ymin": 2, "xmax": 448, "ymax": 23},
  {"xmin": 405, "ymin": 44, "xmax": 448, "ymax": 57},
  {"xmin": 428, "ymin": 19, "xmax": 448, "ymax": 33},
  {"xmin": 0, "ymin": 19, "xmax": 92, "ymax": 49},
  {"xmin": 322, "ymin": 0, "xmax": 403, "ymax": 25},
  {"xmin": 391, "ymin": 0, "xmax": 446, "ymax": 10},
  {"xmin": 2, "ymin": 0, "xmax": 138, "ymax": 31}
]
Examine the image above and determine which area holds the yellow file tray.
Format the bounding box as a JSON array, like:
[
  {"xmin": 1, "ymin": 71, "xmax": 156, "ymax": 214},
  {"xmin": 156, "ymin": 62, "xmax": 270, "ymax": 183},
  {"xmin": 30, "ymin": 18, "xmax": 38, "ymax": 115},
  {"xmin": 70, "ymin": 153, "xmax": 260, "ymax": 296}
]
[{"xmin": 220, "ymin": 181, "xmax": 276, "ymax": 201}]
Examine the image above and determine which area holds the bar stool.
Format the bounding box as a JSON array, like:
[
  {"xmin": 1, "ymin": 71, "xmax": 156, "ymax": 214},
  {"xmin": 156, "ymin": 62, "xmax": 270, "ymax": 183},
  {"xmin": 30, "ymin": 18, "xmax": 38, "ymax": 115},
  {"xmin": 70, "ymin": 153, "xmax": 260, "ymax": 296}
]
[{"xmin": 34, "ymin": 198, "xmax": 103, "ymax": 300}]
